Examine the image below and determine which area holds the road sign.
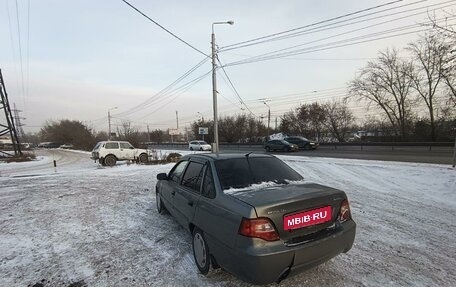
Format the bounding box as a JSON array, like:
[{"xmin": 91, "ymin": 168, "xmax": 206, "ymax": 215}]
[
  {"xmin": 199, "ymin": 127, "xmax": 209, "ymax": 135},
  {"xmin": 169, "ymin": 128, "xmax": 179, "ymax": 135}
]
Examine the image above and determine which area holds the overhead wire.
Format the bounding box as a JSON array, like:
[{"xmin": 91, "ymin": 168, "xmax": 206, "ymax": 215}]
[
  {"xmin": 223, "ymin": 16, "xmax": 456, "ymax": 67},
  {"xmin": 121, "ymin": 0, "xmax": 208, "ymax": 57},
  {"xmin": 220, "ymin": 0, "xmax": 456, "ymax": 56},
  {"xmin": 112, "ymin": 56, "xmax": 210, "ymax": 118},
  {"xmin": 220, "ymin": 0, "xmax": 406, "ymax": 50},
  {"xmin": 216, "ymin": 57, "xmax": 256, "ymax": 116},
  {"xmin": 14, "ymin": 0, "xmax": 25, "ymax": 104}
]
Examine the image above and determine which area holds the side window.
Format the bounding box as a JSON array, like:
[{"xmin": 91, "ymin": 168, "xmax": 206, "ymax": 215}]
[
  {"xmin": 181, "ymin": 162, "xmax": 204, "ymax": 192},
  {"xmin": 120, "ymin": 142, "xmax": 133, "ymax": 149},
  {"xmin": 169, "ymin": 161, "xmax": 188, "ymax": 183},
  {"xmin": 105, "ymin": 142, "xmax": 119, "ymax": 149},
  {"xmin": 202, "ymin": 165, "xmax": 216, "ymax": 199}
]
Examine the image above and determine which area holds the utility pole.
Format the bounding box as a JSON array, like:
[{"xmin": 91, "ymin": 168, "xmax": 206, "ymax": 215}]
[
  {"xmin": 176, "ymin": 110, "xmax": 179, "ymax": 129},
  {"xmin": 147, "ymin": 124, "xmax": 151, "ymax": 142},
  {"xmin": 275, "ymin": 117, "xmax": 278, "ymax": 130},
  {"xmin": 212, "ymin": 21, "xmax": 234, "ymax": 153},
  {"xmin": 108, "ymin": 107, "xmax": 117, "ymax": 140},
  {"xmin": 263, "ymin": 101, "xmax": 271, "ymax": 139},
  {"xmin": 0, "ymin": 69, "xmax": 22, "ymax": 157}
]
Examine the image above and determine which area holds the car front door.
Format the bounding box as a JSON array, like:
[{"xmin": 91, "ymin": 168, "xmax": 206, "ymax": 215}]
[
  {"xmin": 172, "ymin": 161, "xmax": 204, "ymax": 229},
  {"xmin": 160, "ymin": 160, "xmax": 188, "ymax": 216},
  {"xmin": 119, "ymin": 142, "xmax": 136, "ymax": 160}
]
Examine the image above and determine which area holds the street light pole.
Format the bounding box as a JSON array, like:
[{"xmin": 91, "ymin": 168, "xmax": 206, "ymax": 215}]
[
  {"xmin": 263, "ymin": 101, "xmax": 271, "ymax": 139},
  {"xmin": 212, "ymin": 20, "xmax": 234, "ymax": 153},
  {"xmin": 108, "ymin": 107, "xmax": 117, "ymax": 141}
]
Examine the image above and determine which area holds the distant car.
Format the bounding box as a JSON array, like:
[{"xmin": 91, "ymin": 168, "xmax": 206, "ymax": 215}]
[
  {"xmin": 90, "ymin": 141, "xmax": 149, "ymax": 166},
  {"xmin": 284, "ymin": 136, "xmax": 319, "ymax": 150},
  {"xmin": 59, "ymin": 144, "xmax": 74, "ymax": 149},
  {"xmin": 264, "ymin": 139, "xmax": 298, "ymax": 152},
  {"xmin": 155, "ymin": 153, "xmax": 356, "ymax": 284},
  {"xmin": 189, "ymin": 140, "xmax": 211, "ymax": 151},
  {"xmin": 38, "ymin": 142, "xmax": 62, "ymax": 149}
]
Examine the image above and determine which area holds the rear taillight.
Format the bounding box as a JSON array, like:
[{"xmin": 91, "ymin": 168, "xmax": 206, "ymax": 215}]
[
  {"xmin": 238, "ymin": 217, "xmax": 280, "ymax": 241},
  {"xmin": 338, "ymin": 199, "xmax": 351, "ymax": 222}
]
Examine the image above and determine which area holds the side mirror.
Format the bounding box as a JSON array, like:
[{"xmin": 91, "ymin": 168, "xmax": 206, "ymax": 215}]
[{"xmin": 157, "ymin": 173, "xmax": 168, "ymax": 180}]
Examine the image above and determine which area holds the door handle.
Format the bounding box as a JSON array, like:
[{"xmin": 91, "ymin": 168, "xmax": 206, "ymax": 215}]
[{"xmin": 187, "ymin": 200, "xmax": 194, "ymax": 206}]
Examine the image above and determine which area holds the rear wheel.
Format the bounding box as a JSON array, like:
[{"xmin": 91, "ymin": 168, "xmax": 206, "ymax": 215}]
[
  {"xmin": 192, "ymin": 228, "xmax": 210, "ymax": 275},
  {"xmin": 265, "ymin": 146, "xmax": 270, "ymax": 152},
  {"xmin": 104, "ymin": 155, "xmax": 116, "ymax": 167},
  {"xmin": 139, "ymin": 153, "xmax": 148, "ymax": 164},
  {"xmin": 99, "ymin": 158, "xmax": 106, "ymax": 166},
  {"xmin": 190, "ymin": 147, "xmax": 193, "ymax": 151}
]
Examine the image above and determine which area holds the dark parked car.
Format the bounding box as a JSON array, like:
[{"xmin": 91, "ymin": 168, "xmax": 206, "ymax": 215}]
[
  {"xmin": 264, "ymin": 139, "xmax": 298, "ymax": 152},
  {"xmin": 284, "ymin": 136, "xmax": 319, "ymax": 150},
  {"xmin": 155, "ymin": 153, "xmax": 356, "ymax": 284}
]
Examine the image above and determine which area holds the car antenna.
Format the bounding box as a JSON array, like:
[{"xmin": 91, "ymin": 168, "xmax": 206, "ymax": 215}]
[{"xmin": 245, "ymin": 152, "xmax": 253, "ymax": 157}]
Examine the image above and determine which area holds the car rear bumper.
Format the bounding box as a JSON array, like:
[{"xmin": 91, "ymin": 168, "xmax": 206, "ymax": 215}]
[{"xmin": 229, "ymin": 220, "xmax": 356, "ymax": 285}]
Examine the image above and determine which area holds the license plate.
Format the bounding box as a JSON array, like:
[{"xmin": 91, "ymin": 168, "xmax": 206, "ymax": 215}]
[{"xmin": 283, "ymin": 206, "xmax": 332, "ymax": 230}]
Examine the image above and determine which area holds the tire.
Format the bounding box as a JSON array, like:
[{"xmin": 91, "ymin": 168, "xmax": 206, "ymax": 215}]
[
  {"xmin": 100, "ymin": 158, "xmax": 106, "ymax": 166},
  {"xmin": 190, "ymin": 147, "xmax": 193, "ymax": 151},
  {"xmin": 283, "ymin": 146, "xmax": 288, "ymax": 152},
  {"xmin": 104, "ymin": 155, "xmax": 117, "ymax": 167},
  {"xmin": 200, "ymin": 147, "xmax": 203, "ymax": 151},
  {"xmin": 192, "ymin": 228, "xmax": 211, "ymax": 275},
  {"xmin": 156, "ymin": 190, "xmax": 167, "ymax": 214},
  {"xmin": 265, "ymin": 146, "xmax": 270, "ymax": 152},
  {"xmin": 139, "ymin": 153, "xmax": 148, "ymax": 164}
]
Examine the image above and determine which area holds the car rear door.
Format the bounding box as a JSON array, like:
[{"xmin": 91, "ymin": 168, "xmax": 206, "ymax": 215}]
[{"xmin": 172, "ymin": 160, "xmax": 204, "ymax": 229}]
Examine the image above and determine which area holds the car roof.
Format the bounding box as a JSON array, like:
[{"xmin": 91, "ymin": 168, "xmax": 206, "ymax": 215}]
[
  {"xmin": 182, "ymin": 152, "xmax": 275, "ymax": 161},
  {"xmin": 98, "ymin": 141, "xmax": 130, "ymax": 144}
]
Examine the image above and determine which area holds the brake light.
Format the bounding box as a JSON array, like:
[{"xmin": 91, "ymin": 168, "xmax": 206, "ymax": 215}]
[
  {"xmin": 338, "ymin": 199, "xmax": 351, "ymax": 222},
  {"xmin": 238, "ymin": 217, "xmax": 280, "ymax": 241}
]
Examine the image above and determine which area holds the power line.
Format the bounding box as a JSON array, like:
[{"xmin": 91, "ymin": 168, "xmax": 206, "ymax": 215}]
[
  {"xmin": 223, "ymin": 16, "xmax": 456, "ymax": 67},
  {"xmin": 220, "ymin": 0, "xmax": 406, "ymax": 50},
  {"xmin": 132, "ymin": 70, "xmax": 212, "ymax": 122},
  {"xmin": 221, "ymin": 0, "xmax": 455, "ymax": 53},
  {"xmin": 222, "ymin": 2, "xmax": 456, "ymax": 66},
  {"xmin": 14, "ymin": 0, "xmax": 25, "ymax": 104},
  {"xmin": 26, "ymin": 0, "xmax": 31, "ymax": 104},
  {"xmin": 113, "ymin": 56, "xmax": 210, "ymax": 118},
  {"xmin": 121, "ymin": 0, "xmax": 208, "ymax": 57},
  {"xmin": 216, "ymin": 58, "xmax": 256, "ymax": 116}
]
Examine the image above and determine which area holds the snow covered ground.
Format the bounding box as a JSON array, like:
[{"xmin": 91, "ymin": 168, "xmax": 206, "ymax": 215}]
[{"xmin": 0, "ymin": 149, "xmax": 455, "ymax": 287}]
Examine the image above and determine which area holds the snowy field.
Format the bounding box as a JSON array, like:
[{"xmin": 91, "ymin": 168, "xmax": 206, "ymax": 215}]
[{"xmin": 0, "ymin": 149, "xmax": 455, "ymax": 287}]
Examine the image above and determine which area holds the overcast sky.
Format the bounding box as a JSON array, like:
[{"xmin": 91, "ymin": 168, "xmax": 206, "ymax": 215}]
[{"xmin": 1, "ymin": 0, "xmax": 454, "ymax": 134}]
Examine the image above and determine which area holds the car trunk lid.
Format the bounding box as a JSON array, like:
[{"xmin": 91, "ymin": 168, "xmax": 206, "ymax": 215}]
[{"xmin": 228, "ymin": 183, "xmax": 346, "ymax": 241}]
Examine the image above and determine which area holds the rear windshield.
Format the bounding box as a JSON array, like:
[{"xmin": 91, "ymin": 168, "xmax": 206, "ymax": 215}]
[{"xmin": 215, "ymin": 157, "xmax": 303, "ymax": 190}]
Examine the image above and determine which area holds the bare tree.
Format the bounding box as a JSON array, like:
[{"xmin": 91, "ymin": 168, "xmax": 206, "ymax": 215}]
[
  {"xmin": 116, "ymin": 120, "xmax": 142, "ymax": 146},
  {"xmin": 280, "ymin": 110, "xmax": 304, "ymax": 136},
  {"xmin": 348, "ymin": 48, "xmax": 415, "ymax": 140},
  {"xmin": 427, "ymin": 14, "xmax": 456, "ymax": 107},
  {"xmin": 297, "ymin": 103, "xmax": 326, "ymax": 140},
  {"xmin": 407, "ymin": 33, "xmax": 448, "ymax": 141},
  {"xmin": 322, "ymin": 101, "xmax": 354, "ymax": 142}
]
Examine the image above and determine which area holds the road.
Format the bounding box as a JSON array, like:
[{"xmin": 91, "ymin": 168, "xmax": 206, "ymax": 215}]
[{"xmin": 150, "ymin": 144, "xmax": 454, "ymax": 165}]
